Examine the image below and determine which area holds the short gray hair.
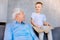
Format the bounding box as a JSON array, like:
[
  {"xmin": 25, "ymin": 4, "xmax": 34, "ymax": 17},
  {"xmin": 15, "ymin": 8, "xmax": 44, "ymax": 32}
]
[{"xmin": 12, "ymin": 8, "xmax": 21, "ymax": 19}]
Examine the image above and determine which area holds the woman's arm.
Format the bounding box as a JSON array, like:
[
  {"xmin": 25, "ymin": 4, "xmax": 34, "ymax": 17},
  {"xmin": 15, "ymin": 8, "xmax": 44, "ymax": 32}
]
[{"xmin": 4, "ymin": 24, "xmax": 12, "ymax": 40}]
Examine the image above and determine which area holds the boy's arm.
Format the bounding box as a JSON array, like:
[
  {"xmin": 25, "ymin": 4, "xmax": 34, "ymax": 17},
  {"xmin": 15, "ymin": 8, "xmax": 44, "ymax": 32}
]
[
  {"xmin": 44, "ymin": 22, "xmax": 53, "ymax": 28},
  {"xmin": 43, "ymin": 22, "xmax": 54, "ymax": 29},
  {"xmin": 43, "ymin": 22, "xmax": 51, "ymax": 26},
  {"xmin": 43, "ymin": 15, "xmax": 52, "ymax": 27},
  {"xmin": 31, "ymin": 18, "xmax": 44, "ymax": 33},
  {"xmin": 31, "ymin": 18, "xmax": 39, "ymax": 27},
  {"xmin": 43, "ymin": 22, "xmax": 54, "ymax": 33},
  {"xmin": 43, "ymin": 15, "xmax": 54, "ymax": 33}
]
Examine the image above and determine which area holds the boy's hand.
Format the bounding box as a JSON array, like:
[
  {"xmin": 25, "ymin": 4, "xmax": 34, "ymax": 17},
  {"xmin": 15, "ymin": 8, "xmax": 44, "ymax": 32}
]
[
  {"xmin": 39, "ymin": 29, "xmax": 44, "ymax": 33},
  {"xmin": 44, "ymin": 26, "xmax": 53, "ymax": 33},
  {"xmin": 33, "ymin": 26, "xmax": 44, "ymax": 33},
  {"xmin": 44, "ymin": 29, "xmax": 49, "ymax": 33},
  {"xmin": 37, "ymin": 26, "xmax": 45, "ymax": 33}
]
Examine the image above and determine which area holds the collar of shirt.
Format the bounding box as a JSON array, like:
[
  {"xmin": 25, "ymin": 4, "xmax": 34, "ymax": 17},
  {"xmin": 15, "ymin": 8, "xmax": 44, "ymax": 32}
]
[{"xmin": 13, "ymin": 20, "xmax": 25, "ymax": 24}]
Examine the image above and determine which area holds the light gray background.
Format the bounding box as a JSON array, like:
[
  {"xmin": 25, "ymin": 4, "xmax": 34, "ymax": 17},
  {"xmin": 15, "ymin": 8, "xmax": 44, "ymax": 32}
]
[
  {"xmin": 0, "ymin": 0, "xmax": 60, "ymax": 27},
  {"xmin": 0, "ymin": 0, "xmax": 8, "ymax": 22}
]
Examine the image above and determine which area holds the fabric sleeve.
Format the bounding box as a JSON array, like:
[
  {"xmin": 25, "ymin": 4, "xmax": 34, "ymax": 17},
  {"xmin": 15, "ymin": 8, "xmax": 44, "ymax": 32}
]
[
  {"xmin": 4, "ymin": 24, "xmax": 12, "ymax": 40},
  {"xmin": 28, "ymin": 24, "xmax": 39, "ymax": 40},
  {"xmin": 43, "ymin": 15, "xmax": 46, "ymax": 22},
  {"xmin": 31, "ymin": 13, "xmax": 35, "ymax": 20}
]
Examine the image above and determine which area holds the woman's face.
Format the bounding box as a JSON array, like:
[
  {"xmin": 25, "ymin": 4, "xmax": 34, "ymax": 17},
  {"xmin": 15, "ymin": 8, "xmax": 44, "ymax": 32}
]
[{"xmin": 15, "ymin": 11, "xmax": 25, "ymax": 22}]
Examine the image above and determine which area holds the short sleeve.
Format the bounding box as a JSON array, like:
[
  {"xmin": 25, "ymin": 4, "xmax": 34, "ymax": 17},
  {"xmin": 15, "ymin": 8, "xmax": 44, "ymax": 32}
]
[
  {"xmin": 31, "ymin": 13, "xmax": 35, "ymax": 20},
  {"xmin": 43, "ymin": 15, "xmax": 46, "ymax": 22}
]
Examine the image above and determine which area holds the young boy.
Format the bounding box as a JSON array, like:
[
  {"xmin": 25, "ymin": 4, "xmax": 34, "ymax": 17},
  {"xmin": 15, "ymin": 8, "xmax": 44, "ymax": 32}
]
[{"xmin": 31, "ymin": 2, "xmax": 53, "ymax": 40}]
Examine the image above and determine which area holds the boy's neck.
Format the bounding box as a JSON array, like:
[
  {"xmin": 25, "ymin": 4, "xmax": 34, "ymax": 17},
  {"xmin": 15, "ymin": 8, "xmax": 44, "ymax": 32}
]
[
  {"xmin": 36, "ymin": 12, "xmax": 40, "ymax": 14},
  {"xmin": 36, "ymin": 10, "xmax": 42, "ymax": 13}
]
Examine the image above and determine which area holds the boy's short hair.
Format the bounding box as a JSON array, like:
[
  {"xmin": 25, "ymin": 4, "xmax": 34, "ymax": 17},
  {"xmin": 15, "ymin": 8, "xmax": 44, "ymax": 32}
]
[{"xmin": 35, "ymin": 2, "xmax": 43, "ymax": 5}]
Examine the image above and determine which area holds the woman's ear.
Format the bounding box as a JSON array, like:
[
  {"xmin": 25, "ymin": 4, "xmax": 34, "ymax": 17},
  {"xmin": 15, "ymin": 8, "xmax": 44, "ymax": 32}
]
[{"xmin": 15, "ymin": 14, "xmax": 18, "ymax": 20}]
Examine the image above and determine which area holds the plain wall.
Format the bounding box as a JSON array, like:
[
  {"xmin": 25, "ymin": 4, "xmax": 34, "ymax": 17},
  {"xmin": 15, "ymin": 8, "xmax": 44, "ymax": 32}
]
[{"xmin": 0, "ymin": 0, "xmax": 8, "ymax": 22}]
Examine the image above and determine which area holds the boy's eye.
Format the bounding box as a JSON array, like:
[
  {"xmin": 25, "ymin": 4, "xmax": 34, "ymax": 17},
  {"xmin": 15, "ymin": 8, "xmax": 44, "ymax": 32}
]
[
  {"xmin": 35, "ymin": 6, "xmax": 40, "ymax": 8},
  {"xmin": 35, "ymin": 6, "xmax": 37, "ymax": 8}
]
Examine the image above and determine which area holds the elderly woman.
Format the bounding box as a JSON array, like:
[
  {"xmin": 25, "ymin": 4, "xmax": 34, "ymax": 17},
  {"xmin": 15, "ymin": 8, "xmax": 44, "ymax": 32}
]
[{"xmin": 4, "ymin": 8, "xmax": 39, "ymax": 40}]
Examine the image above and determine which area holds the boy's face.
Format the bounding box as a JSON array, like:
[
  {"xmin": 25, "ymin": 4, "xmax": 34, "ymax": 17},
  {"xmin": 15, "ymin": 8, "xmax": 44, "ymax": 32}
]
[{"xmin": 35, "ymin": 4, "xmax": 42, "ymax": 13}]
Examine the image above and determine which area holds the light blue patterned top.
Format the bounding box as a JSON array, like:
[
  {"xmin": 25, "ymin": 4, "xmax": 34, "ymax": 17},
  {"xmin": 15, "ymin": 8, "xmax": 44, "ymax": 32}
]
[{"xmin": 4, "ymin": 21, "xmax": 39, "ymax": 40}]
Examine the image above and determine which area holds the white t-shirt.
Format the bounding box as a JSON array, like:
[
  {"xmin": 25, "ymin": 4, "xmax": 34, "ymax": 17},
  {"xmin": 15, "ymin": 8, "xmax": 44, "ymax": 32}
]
[{"xmin": 31, "ymin": 12, "xmax": 46, "ymax": 27}]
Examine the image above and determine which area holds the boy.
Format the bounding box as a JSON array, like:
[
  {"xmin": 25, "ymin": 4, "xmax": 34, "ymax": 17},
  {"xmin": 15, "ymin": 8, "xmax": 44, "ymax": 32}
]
[{"xmin": 31, "ymin": 2, "xmax": 53, "ymax": 40}]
